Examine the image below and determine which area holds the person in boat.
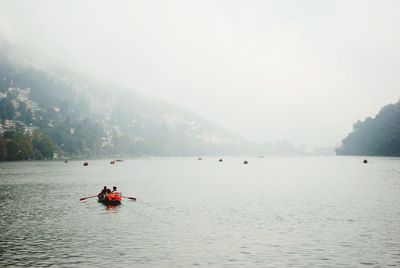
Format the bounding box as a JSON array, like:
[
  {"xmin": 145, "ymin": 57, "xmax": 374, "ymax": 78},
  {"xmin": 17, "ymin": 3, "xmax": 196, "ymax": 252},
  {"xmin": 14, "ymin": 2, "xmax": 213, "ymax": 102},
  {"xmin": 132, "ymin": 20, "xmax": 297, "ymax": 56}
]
[
  {"xmin": 98, "ymin": 186, "xmax": 108, "ymax": 199},
  {"xmin": 112, "ymin": 186, "xmax": 118, "ymax": 193}
]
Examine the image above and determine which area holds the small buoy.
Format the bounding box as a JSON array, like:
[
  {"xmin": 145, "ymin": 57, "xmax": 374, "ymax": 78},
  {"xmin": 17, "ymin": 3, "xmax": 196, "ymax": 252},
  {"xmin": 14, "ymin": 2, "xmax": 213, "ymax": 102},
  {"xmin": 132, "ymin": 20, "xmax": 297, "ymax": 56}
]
[
  {"xmin": 243, "ymin": 160, "xmax": 248, "ymax": 164},
  {"xmin": 363, "ymin": 159, "xmax": 368, "ymax": 164},
  {"xmin": 64, "ymin": 159, "xmax": 68, "ymax": 163},
  {"xmin": 219, "ymin": 159, "xmax": 223, "ymax": 162},
  {"xmin": 83, "ymin": 162, "xmax": 89, "ymax": 166}
]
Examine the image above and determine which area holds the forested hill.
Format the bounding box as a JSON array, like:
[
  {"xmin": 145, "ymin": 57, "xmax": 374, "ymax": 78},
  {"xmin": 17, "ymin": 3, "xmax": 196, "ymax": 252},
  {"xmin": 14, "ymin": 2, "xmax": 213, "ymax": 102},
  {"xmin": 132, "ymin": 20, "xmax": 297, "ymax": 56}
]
[
  {"xmin": 0, "ymin": 51, "xmax": 248, "ymax": 160},
  {"xmin": 336, "ymin": 100, "xmax": 400, "ymax": 156}
]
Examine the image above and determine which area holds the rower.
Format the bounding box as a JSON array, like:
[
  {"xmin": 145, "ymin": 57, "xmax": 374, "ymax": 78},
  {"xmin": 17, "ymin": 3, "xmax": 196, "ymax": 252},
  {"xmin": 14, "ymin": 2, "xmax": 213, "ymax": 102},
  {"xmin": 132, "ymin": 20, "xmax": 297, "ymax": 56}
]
[
  {"xmin": 112, "ymin": 186, "xmax": 118, "ymax": 193},
  {"xmin": 98, "ymin": 186, "xmax": 108, "ymax": 198}
]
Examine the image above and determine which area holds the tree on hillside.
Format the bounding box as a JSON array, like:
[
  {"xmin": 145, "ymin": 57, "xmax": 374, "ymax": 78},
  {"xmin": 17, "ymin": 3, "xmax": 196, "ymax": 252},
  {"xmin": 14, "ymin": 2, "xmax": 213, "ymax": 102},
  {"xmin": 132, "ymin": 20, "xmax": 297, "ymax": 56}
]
[
  {"xmin": 32, "ymin": 131, "xmax": 55, "ymax": 159},
  {"xmin": 0, "ymin": 136, "xmax": 6, "ymax": 160},
  {"xmin": 5, "ymin": 131, "xmax": 33, "ymax": 160},
  {"xmin": 336, "ymin": 100, "xmax": 400, "ymax": 156},
  {"xmin": 0, "ymin": 98, "xmax": 15, "ymax": 120}
]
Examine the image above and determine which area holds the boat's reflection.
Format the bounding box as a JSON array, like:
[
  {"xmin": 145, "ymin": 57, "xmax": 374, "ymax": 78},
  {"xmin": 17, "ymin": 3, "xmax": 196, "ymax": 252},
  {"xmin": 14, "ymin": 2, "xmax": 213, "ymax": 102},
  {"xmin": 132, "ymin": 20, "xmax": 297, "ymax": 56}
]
[{"xmin": 104, "ymin": 204, "xmax": 120, "ymax": 212}]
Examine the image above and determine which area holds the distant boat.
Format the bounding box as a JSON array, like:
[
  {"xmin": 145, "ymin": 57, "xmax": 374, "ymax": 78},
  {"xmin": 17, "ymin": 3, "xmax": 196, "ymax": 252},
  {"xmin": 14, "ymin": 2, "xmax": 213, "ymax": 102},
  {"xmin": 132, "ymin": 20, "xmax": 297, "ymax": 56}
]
[
  {"xmin": 116, "ymin": 159, "xmax": 124, "ymax": 162},
  {"xmin": 83, "ymin": 162, "xmax": 89, "ymax": 166}
]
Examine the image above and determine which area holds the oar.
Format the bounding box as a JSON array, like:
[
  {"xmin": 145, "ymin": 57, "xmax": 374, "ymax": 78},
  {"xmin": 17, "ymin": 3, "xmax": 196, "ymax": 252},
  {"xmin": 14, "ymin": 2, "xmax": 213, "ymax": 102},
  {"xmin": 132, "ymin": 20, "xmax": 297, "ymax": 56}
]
[
  {"xmin": 122, "ymin": 196, "xmax": 137, "ymax": 201},
  {"xmin": 80, "ymin": 194, "xmax": 98, "ymax": 201}
]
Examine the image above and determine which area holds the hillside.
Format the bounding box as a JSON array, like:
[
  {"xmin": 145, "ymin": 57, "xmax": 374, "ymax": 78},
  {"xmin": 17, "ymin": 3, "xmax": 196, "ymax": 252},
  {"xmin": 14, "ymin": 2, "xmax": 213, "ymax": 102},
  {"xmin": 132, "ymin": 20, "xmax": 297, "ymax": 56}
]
[
  {"xmin": 336, "ymin": 100, "xmax": 400, "ymax": 156},
  {"xmin": 0, "ymin": 52, "xmax": 247, "ymax": 160}
]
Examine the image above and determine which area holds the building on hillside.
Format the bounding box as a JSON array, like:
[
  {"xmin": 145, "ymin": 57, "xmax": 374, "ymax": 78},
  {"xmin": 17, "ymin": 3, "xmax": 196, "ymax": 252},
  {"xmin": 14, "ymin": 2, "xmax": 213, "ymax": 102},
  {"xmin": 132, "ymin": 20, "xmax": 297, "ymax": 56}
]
[{"xmin": 3, "ymin": 119, "xmax": 15, "ymax": 129}]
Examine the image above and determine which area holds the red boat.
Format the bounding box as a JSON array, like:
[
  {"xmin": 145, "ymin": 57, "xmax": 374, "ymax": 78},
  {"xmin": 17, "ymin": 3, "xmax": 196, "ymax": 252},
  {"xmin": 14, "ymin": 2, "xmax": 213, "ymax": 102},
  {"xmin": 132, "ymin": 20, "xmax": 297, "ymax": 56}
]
[{"xmin": 98, "ymin": 192, "xmax": 122, "ymax": 206}]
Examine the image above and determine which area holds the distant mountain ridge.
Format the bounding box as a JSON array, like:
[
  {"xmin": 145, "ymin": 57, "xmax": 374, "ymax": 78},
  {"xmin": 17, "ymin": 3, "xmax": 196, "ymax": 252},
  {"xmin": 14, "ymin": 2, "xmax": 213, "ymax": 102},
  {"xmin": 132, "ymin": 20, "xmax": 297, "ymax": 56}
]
[
  {"xmin": 336, "ymin": 100, "xmax": 400, "ymax": 156},
  {"xmin": 0, "ymin": 50, "xmax": 249, "ymax": 159},
  {"xmin": 0, "ymin": 46, "xmax": 307, "ymax": 160}
]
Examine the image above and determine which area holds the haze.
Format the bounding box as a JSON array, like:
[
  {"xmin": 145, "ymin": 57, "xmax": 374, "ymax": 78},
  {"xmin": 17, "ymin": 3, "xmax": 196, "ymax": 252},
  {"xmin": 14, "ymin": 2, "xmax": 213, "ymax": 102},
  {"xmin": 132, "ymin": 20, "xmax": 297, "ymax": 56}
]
[{"xmin": 1, "ymin": 0, "xmax": 399, "ymax": 149}]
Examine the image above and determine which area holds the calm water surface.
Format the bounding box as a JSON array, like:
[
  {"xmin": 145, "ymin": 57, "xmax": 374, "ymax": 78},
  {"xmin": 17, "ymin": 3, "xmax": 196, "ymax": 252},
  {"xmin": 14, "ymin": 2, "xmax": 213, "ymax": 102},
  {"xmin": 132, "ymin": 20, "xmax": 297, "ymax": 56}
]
[{"xmin": 1, "ymin": 156, "xmax": 400, "ymax": 267}]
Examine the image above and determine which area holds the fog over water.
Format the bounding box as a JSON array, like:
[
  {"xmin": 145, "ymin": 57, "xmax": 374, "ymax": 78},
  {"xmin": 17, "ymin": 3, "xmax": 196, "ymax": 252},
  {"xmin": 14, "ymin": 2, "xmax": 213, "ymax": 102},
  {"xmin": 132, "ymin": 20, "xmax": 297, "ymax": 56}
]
[{"xmin": 0, "ymin": 0, "xmax": 399, "ymax": 149}]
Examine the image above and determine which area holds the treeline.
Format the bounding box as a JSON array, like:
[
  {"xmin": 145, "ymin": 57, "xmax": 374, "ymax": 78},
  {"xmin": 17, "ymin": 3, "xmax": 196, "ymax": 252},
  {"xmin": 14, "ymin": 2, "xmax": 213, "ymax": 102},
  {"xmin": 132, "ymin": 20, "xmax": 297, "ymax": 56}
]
[
  {"xmin": 0, "ymin": 118, "xmax": 104, "ymax": 161},
  {"xmin": 336, "ymin": 100, "xmax": 400, "ymax": 156},
  {"xmin": 0, "ymin": 130, "xmax": 55, "ymax": 161}
]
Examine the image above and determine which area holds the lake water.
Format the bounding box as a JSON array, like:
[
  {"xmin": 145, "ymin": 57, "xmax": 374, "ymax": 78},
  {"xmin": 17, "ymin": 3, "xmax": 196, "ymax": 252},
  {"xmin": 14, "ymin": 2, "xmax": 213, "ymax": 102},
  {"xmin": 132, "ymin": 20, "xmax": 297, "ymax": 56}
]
[{"xmin": 1, "ymin": 156, "xmax": 400, "ymax": 267}]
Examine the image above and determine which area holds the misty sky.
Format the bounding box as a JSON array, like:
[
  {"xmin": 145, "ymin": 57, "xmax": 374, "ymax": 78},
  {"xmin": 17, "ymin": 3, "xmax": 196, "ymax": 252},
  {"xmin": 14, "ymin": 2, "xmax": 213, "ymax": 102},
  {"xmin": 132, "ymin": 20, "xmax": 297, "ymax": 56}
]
[{"xmin": 0, "ymin": 0, "xmax": 399, "ymax": 149}]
